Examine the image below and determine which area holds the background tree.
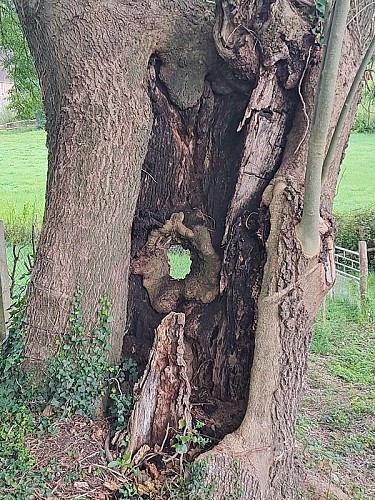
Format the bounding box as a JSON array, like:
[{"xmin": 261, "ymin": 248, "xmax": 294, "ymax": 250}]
[
  {"xmin": 0, "ymin": 0, "xmax": 42, "ymax": 118},
  {"xmin": 13, "ymin": 0, "xmax": 374, "ymax": 498}
]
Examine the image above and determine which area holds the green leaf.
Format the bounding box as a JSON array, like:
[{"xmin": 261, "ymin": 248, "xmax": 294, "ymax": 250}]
[
  {"xmin": 178, "ymin": 418, "xmax": 186, "ymax": 430},
  {"xmin": 174, "ymin": 443, "xmax": 188, "ymax": 454},
  {"xmin": 121, "ymin": 451, "xmax": 132, "ymax": 464},
  {"xmin": 107, "ymin": 460, "xmax": 121, "ymax": 469}
]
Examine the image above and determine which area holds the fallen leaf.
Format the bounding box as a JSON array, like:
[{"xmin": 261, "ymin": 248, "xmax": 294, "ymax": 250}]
[
  {"xmin": 133, "ymin": 444, "xmax": 150, "ymax": 465},
  {"xmin": 138, "ymin": 481, "xmax": 158, "ymax": 495},
  {"xmin": 147, "ymin": 462, "xmax": 159, "ymax": 480},
  {"xmin": 42, "ymin": 405, "xmax": 54, "ymax": 418},
  {"xmin": 73, "ymin": 481, "xmax": 89, "ymax": 490},
  {"xmin": 104, "ymin": 480, "xmax": 120, "ymax": 491}
]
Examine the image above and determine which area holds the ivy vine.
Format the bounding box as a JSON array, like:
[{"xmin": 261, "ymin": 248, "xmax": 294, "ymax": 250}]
[{"xmin": 47, "ymin": 284, "xmax": 112, "ymax": 417}]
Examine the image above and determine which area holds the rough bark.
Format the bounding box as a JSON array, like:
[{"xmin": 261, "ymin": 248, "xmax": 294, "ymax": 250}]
[
  {"xmin": 198, "ymin": 4, "xmax": 362, "ymax": 498},
  {"xmin": 125, "ymin": 1, "xmax": 362, "ymax": 498},
  {"xmin": 15, "ymin": 0, "xmax": 215, "ymax": 372},
  {"xmin": 16, "ymin": 0, "xmax": 364, "ymax": 498}
]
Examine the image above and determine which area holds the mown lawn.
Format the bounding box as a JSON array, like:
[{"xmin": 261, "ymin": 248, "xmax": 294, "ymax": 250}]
[
  {"xmin": 0, "ymin": 129, "xmax": 47, "ymax": 225},
  {"xmin": 334, "ymin": 133, "xmax": 375, "ymax": 214}
]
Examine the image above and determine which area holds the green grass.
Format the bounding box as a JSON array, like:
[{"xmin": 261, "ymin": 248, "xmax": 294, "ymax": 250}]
[
  {"xmin": 0, "ymin": 129, "xmax": 47, "ymax": 225},
  {"xmin": 298, "ymin": 277, "xmax": 375, "ymax": 498},
  {"xmin": 311, "ymin": 301, "xmax": 375, "ymax": 384},
  {"xmin": 334, "ymin": 133, "xmax": 375, "ymax": 214},
  {"xmin": 168, "ymin": 245, "xmax": 192, "ymax": 280}
]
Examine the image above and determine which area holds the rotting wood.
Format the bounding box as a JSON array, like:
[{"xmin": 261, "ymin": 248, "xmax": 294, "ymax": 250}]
[
  {"xmin": 131, "ymin": 212, "xmax": 221, "ymax": 313},
  {"xmin": 127, "ymin": 312, "xmax": 192, "ymax": 455},
  {"xmin": 14, "ymin": 0, "xmax": 367, "ymax": 496}
]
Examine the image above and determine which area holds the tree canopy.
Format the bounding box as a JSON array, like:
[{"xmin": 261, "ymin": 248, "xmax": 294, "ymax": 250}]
[{"xmin": 0, "ymin": 0, "xmax": 42, "ymax": 118}]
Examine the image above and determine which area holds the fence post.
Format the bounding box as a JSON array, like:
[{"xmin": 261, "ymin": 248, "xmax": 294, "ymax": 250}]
[
  {"xmin": 358, "ymin": 239, "xmax": 368, "ymax": 308},
  {"xmin": 0, "ymin": 220, "xmax": 11, "ymax": 342}
]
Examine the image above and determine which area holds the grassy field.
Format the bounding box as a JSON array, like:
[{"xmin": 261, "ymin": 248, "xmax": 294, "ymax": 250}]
[
  {"xmin": 334, "ymin": 133, "xmax": 375, "ymax": 214},
  {"xmin": 298, "ymin": 283, "xmax": 375, "ymax": 499},
  {"xmin": 0, "ymin": 129, "xmax": 47, "ymax": 227}
]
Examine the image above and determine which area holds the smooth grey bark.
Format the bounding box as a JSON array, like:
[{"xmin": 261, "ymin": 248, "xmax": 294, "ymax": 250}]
[{"xmin": 296, "ymin": 0, "xmax": 351, "ymax": 257}]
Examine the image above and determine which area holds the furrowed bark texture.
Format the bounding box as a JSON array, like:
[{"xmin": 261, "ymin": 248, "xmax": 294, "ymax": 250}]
[
  {"xmin": 199, "ymin": 3, "xmax": 362, "ymax": 499},
  {"xmin": 17, "ymin": 0, "xmax": 363, "ymax": 497},
  {"xmin": 15, "ymin": 0, "xmax": 213, "ymax": 371}
]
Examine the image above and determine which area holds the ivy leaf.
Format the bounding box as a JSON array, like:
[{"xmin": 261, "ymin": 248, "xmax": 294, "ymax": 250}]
[
  {"xmin": 178, "ymin": 418, "xmax": 186, "ymax": 430},
  {"xmin": 174, "ymin": 443, "xmax": 188, "ymax": 454},
  {"xmin": 108, "ymin": 460, "xmax": 121, "ymax": 469}
]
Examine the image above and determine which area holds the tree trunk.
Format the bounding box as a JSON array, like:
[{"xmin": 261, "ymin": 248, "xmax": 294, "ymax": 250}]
[
  {"xmin": 125, "ymin": 1, "xmax": 362, "ymax": 497},
  {"xmin": 16, "ymin": 0, "xmax": 363, "ymax": 497},
  {"xmin": 15, "ymin": 0, "xmax": 213, "ymax": 372}
]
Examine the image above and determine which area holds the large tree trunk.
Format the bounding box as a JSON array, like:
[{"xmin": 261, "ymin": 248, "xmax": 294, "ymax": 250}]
[
  {"xmin": 16, "ymin": 0, "xmax": 363, "ymax": 497},
  {"xmin": 15, "ymin": 1, "xmax": 157, "ymax": 371},
  {"xmin": 124, "ymin": 2, "xmax": 362, "ymax": 497},
  {"xmin": 15, "ymin": 0, "xmax": 214, "ymax": 371}
]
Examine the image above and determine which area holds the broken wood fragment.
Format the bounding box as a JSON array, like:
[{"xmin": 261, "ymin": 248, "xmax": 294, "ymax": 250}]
[{"xmin": 127, "ymin": 312, "xmax": 192, "ymax": 455}]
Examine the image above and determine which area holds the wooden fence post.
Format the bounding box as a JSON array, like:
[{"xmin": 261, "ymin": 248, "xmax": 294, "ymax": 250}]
[
  {"xmin": 358, "ymin": 239, "xmax": 368, "ymax": 308},
  {"xmin": 0, "ymin": 220, "xmax": 11, "ymax": 342}
]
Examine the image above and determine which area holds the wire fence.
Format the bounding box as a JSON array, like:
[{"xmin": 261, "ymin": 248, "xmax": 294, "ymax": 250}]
[{"xmin": 0, "ymin": 119, "xmax": 37, "ymax": 131}]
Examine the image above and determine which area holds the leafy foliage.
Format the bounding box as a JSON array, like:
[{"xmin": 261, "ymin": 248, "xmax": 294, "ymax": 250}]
[
  {"xmin": 107, "ymin": 357, "xmax": 138, "ymax": 433},
  {"xmin": 0, "ymin": 0, "xmax": 42, "ymax": 118},
  {"xmin": 163, "ymin": 461, "xmax": 218, "ymax": 499},
  {"xmin": 173, "ymin": 419, "xmax": 211, "ymax": 455},
  {"xmin": 335, "ymin": 209, "xmax": 375, "ymax": 270},
  {"xmin": 167, "ymin": 245, "xmax": 192, "ymax": 280},
  {"xmin": 352, "ymin": 72, "xmax": 375, "ymax": 133},
  {"xmin": 113, "ymin": 483, "xmax": 140, "ymax": 498},
  {"xmin": 311, "ymin": 0, "xmax": 327, "ymax": 44},
  {"xmin": 0, "ymin": 292, "xmax": 50, "ymax": 497},
  {"xmin": 0, "ymin": 293, "xmax": 27, "ymax": 377},
  {"xmin": 47, "ymin": 284, "xmax": 112, "ymax": 417}
]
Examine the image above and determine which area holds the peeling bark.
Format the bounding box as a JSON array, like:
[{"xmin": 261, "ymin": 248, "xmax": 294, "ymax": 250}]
[{"xmin": 126, "ymin": 1, "xmax": 361, "ymax": 497}]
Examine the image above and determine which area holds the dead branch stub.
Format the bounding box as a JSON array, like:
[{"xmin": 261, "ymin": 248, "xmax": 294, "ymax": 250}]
[{"xmin": 127, "ymin": 312, "xmax": 192, "ymax": 455}]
